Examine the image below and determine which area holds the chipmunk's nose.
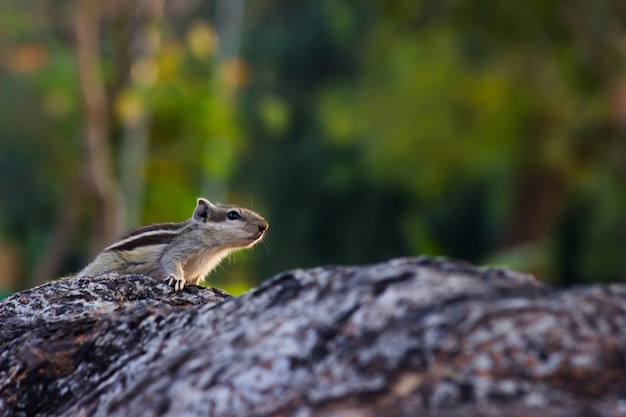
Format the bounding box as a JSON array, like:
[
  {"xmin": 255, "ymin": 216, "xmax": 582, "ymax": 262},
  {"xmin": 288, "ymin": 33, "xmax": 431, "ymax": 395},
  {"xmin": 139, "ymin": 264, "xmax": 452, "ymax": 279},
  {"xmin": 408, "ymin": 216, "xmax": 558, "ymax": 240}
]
[{"xmin": 258, "ymin": 220, "xmax": 269, "ymax": 232}]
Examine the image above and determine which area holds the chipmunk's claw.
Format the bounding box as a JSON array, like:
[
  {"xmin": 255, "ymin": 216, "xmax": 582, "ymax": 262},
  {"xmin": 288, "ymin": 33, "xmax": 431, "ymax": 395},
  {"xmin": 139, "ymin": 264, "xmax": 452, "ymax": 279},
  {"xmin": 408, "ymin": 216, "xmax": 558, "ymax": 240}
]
[{"xmin": 167, "ymin": 274, "xmax": 185, "ymax": 291}]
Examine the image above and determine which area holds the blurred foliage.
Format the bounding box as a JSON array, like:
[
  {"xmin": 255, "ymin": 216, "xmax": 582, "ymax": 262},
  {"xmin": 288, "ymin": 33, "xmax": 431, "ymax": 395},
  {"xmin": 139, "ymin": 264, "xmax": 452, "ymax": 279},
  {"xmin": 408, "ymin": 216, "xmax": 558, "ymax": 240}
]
[
  {"xmin": 238, "ymin": 0, "xmax": 626, "ymax": 285},
  {"xmin": 0, "ymin": 0, "xmax": 624, "ymax": 295}
]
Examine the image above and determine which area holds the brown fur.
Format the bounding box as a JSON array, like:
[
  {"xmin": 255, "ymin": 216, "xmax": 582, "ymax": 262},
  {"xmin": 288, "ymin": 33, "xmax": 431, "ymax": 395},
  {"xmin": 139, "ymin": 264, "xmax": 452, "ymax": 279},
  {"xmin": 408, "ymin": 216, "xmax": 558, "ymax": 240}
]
[{"xmin": 78, "ymin": 198, "xmax": 268, "ymax": 291}]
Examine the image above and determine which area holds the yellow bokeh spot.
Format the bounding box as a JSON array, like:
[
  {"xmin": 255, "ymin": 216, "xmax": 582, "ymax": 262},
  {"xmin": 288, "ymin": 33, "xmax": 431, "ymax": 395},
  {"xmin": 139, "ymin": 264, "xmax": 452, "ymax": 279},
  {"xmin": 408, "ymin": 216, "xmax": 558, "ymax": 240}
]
[
  {"xmin": 157, "ymin": 43, "xmax": 183, "ymax": 80},
  {"xmin": 131, "ymin": 58, "xmax": 158, "ymax": 86},
  {"xmin": 187, "ymin": 21, "xmax": 218, "ymax": 60},
  {"xmin": 259, "ymin": 95, "xmax": 291, "ymax": 138},
  {"xmin": 116, "ymin": 90, "xmax": 145, "ymax": 126}
]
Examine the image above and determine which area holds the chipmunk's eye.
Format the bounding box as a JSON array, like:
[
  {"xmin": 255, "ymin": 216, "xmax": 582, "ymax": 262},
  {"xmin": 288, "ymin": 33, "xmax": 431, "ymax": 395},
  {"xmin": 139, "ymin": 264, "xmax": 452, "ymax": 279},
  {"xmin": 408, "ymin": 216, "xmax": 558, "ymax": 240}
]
[{"xmin": 227, "ymin": 211, "xmax": 241, "ymax": 221}]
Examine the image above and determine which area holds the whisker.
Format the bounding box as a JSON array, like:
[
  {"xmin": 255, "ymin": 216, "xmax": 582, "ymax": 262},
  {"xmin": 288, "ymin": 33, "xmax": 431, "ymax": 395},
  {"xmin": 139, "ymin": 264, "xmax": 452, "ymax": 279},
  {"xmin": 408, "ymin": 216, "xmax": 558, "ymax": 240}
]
[{"xmin": 263, "ymin": 238, "xmax": 273, "ymax": 255}]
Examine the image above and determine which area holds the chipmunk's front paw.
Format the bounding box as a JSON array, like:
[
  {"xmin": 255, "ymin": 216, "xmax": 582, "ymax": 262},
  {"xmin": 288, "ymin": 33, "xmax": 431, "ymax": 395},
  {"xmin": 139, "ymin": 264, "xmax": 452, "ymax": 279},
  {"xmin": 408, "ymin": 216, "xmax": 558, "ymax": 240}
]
[{"xmin": 167, "ymin": 274, "xmax": 185, "ymax": 291}]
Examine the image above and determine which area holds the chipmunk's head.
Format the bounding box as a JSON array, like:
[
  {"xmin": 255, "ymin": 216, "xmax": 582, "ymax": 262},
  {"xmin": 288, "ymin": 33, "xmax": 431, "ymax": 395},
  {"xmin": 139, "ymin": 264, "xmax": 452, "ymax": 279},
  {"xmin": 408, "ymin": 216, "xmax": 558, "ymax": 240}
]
[{"xmin": 192, "ymin": 198, "xmax": 268, "ymax": 249}]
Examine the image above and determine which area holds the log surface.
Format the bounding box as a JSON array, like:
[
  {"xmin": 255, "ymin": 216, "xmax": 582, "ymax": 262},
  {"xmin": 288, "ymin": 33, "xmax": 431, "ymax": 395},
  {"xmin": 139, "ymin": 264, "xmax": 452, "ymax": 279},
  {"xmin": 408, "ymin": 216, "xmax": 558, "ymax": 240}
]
[{"xmin": 1, "ymin": 257, "xmax": 625, "ymax": 417}]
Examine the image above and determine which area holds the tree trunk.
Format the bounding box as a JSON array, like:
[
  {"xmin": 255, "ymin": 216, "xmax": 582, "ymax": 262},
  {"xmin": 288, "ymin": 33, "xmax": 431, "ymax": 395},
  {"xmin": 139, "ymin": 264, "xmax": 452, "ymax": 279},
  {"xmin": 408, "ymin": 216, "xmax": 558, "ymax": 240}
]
[
  {"xmin": 117, "ymin": 0, "xmax": 164, "ymax": 231},
  {"xmin": 75, "ymin": 0, "xmax": 120, "ymax": 247},
  {"xmin": 1, "ymin": 257, "xmax": 625, "ymax": 416}
]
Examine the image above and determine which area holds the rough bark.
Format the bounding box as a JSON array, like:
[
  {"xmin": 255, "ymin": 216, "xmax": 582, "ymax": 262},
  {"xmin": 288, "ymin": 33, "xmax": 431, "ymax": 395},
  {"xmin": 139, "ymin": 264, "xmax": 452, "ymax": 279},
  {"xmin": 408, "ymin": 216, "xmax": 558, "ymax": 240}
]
[{"xmin": 1, "ymin": 257, "xmax": 626, "ymax": 417}]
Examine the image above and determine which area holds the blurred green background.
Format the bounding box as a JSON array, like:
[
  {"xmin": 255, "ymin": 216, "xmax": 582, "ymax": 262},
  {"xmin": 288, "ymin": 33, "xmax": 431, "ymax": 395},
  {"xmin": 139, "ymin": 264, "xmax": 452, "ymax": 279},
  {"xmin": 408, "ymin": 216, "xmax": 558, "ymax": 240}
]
[{"xmin": 0, "ymin": 0, "xmax": 624, "ymax": 296}]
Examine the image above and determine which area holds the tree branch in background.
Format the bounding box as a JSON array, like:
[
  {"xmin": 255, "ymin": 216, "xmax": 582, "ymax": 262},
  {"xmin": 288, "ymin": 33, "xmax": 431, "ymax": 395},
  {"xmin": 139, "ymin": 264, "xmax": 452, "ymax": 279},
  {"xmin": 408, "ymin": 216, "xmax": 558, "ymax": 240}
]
[
  {"xmin": 118, "ymin": 0, "xmax": 164, "ymax": 231},
  {"xmin": 75, "ymin": 0, "xmax": 120, "ymax": 248}
]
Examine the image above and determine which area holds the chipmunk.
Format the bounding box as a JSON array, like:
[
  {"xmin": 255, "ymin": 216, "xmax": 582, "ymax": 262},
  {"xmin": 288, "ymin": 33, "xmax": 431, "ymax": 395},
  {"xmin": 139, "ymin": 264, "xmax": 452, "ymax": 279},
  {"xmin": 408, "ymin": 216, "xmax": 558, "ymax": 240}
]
[{"xmin": 77, "ymin": 198, "xmax": 268, "ymax": 291}]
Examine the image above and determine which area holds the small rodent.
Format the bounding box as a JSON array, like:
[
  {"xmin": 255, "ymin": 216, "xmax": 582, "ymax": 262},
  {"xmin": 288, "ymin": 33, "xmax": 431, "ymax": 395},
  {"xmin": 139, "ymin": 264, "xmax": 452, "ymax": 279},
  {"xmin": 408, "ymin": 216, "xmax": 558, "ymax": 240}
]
[{"xmin": 77, "ymin": 198, "xmax": 268, "ymax": 291}]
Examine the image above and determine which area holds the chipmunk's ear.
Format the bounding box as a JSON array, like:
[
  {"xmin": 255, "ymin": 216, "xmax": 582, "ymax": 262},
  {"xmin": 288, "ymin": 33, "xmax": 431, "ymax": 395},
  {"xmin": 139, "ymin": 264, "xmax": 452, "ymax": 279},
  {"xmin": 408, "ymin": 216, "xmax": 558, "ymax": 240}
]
[{"xmin": 193, "ymin": 198, "xmax": 213, "ymax": 223}]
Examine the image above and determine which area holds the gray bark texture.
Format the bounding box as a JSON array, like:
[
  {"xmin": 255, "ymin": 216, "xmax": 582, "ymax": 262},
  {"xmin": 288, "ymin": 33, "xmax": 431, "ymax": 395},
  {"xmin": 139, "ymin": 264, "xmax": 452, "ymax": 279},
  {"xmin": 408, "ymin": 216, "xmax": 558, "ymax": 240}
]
[{"xmin": 1, "ymin": 257, "xmax": 626, "ymax": 417}]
